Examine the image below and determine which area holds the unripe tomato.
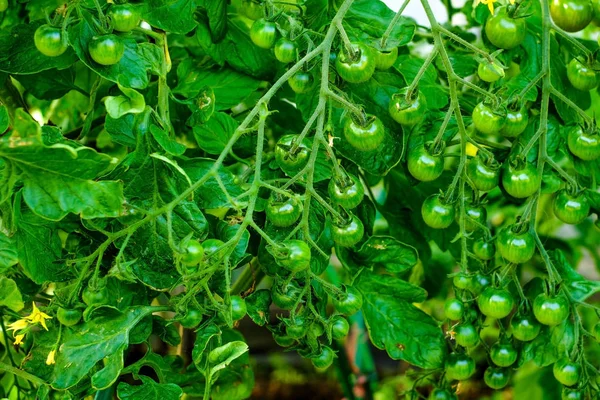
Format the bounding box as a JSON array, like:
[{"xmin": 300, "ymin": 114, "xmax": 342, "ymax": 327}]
[
  {"xmin": 335, "ymin": 42, "xmax": 376, "ymax": 83},
  {"xmin": 181, "ymin": 239, "xmax": 204, "ymax": 266},
  {"xmin": 458, "ymin": 203, "xmax": 487, "ymax": 232},
  {"xmin": 485, "ymin": 6, "xmax": 526, "ymax": 49},
  {"xmin": 331, "ymin": 215, "xmax": 364, "ymax": 247},
  {"xmin": 272, "ymin": 280, "xmax": 303, "ymax": 310},
  {"xmin": 407, "ymin": 144, "xmax": 444, "ymax": 182},
  {"xmin": 375, "ymin": 47, "xmax": 398, "ymax": 70},
  {"xmin": 57, "ymin": 308, "xmax": 82, "ymax": 327},
  {"xmin": 274, "ymin": 38, "xmax": 297, "ymax": 63},
  {"xmin": 34, "ymin": 25, "xmax": 69, "ymax": 57},
  {"xmin": 250, "ymin": 19, "xmax": 278, "ymax": 49},
  {"xmin": 108, "ymin": 3, "xmax": 141, "ymax": 32},
  {"xmin": 533, "ymin": 293, "xmax": 570, "ymax": 325},
  {"xmin": 266, "ymin": 195, "xmax": 302, "ymax": 227},
  {"xmin": 82, "ymin": 285, "xmax": 109, "ymax": 306},
  {"xmin": 472, "ymin": 102, "xmax": 505, "ymax": 135},
  {"xmin": 466, "ymin": 156, "xmax": 500, "ymax": 191},
  {"xmin": 478, "ymin": 60, "xmax": 505, "ymax": 82},
  {"xmin": 501, "ymin": 161, "xmax": 541, "ymax": 198},
  {"xmin": 331, "ymin": 316, "xmax": 350, "ymax": 339},
  {"xmin": 311, "ymin": 346, "xmax": 335, "ymax": 369},
  {"xmin": 473, "ymin": 238, "xmax": 495, "ymax": 261},
  {"xmin": 490, "ymin": 341, "xmax": 518, "ymax": 367},
  {"xmin": 230, "ymin": 295, "xmax": 247, "ymax": 321},
  {"xmin": 332, "ymin": 286, "xmax": 363, "ymax": 316},
  {"xmin": 553, "ymin": 358, "xmax": 581, "ymax": 386},
  {"xmin": 567, "ymin": 58, "xmax": 598, "ymax": 91},
  {"xmin": 470, "ymin": 272, "xmax": 491, "ymax": 295},
  {"xmin": 275, "ymin": 134, "xmax": 311, "ymax": 174},
  {"xmin": 484, "ymin": 367, "xmax": 511, "ymax": 389},
  {"xmin": 240, "ymin": 0, "xmax": 264, "ymax": 20},
  {"xmin": 454, "ymin": 323, "xmax": 480, "ymax": 348},
  {"xmin": 286, "ymin": 316, "xmax": 308, "ymax": 339},
  {"xmin": 428, "ymin": 389, "xmax": 457, "ymax": 400},
  {"xmin": 273, "ymin": 332, "xmax": 295, "ymax": 347},
  {"xmin": 453, "ymin": 272, "xmax": 472, "ymax": 290},
  {"xmin": 444, "ymin": 298, "xmax": 465, "ymax": 320},
  {"xmin": 477, "ymin": 287, "xmax": 515, "ymax": 319},
  {"xmin": 180, "ymin": 308, "xmax": 203, "ymax": 328},
  {"xmin": 550, "ymin": 0, "xmax": 593, "ymax": 32},
  {"xmin": 202, "ymin": 238, "xmax": 225, "ymax": 259},
  {"xmin": 445, "ymin": 352, "xmax": 476, "ymax": 381},
  {"xmin": 562, "ymin": 388, "xmax": 584, "ymax": 400},
  {"xmin": 343, "ymin": 114, "xmax": 385, "ymax": 151},
  {"xmin": 497, "ymin": 227, "xmax": 535, "ymax": 264},
  {"xmin": 511, "ymin": 312, "xmax": 541, "ymax": 341},
  {"xmin": 553, "ymin": 190, "xmax": 590, "ymax": 224},
  {"xmin": 389, "ymin": 90, "xmax": 427, "ymax": 126},
  {"xmin": 500, "ymin": 108, "xmax": 529, "ymax": 138},
  {"xmin": 278, "ymin": 240, "xmax": 311, "ymax": 272},
  {"xmin": 89, "ymin": 34, "xmax": 125, "ymax": 65},
  {"xmin": 329, "ymin": 174, "xmax": 364, "ymax": 209},
  {"xmin": 422, "ymin": 194, "xmax": 455, "ymax": 229},
  {"xmin": 567, "ymin": 126, "xmax": 600, "ymax": 161},
  {"xmin": 288, "ymin": 71, "xmax": 315, "ymax": 94}
]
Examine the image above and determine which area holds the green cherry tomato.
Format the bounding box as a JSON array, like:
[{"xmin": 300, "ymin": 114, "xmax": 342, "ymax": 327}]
[
  {"xmin": 453, "ymin": 272, "xmax": 473, "ymax": 290},
  {"xmin": 202, "ymin": 238, "xmax": 225, "ymax": 259},
  {"xmin": 485, "ymin": 6, "xmax": 527, "ymax": 49},
  {"xmin": 511, "ymin": 312, "xmax": 541, "ymax": 341},
  {"xmin": 567, "ymin": 58, "xmax": 598, "ymax": 91},
  {"xmin": 275, "ymin": 134, "xmax": 311, "ymax": 173},
  {"xmin": 108, "ymin": 4, "xmax": 141, "ymax": 32},
  {"xmin": 230, "ymin": 295, "xmax": 247, "ymax": 321},
  {"xmin": 266, "ymin": 195, "xmax": 302, "ymax": 227},
  {"xmin": 288, "ymin": 71, "xmax": 315, "ymax": 94},
  {"xmin": 429, "ymin": 389, "xmax": 458, "ymax": 400},
  {"xmin": 332, "ymin": 286, "xmax": 363, "ymax": 315},
  {"xmin": 470, "ymin": 272, "xmax": 492, "ymax": 295},
  {"xmin": 278, "ymin": 239, "xmax": 311, "ymax": 273},
  {"xmin": 180, "ymin": 309, "xmax": 203, "ymax": 328},
  {"xmin": 422, "ymin": 194, "xmax": 455, "ymax": 229},
  {"xmin": 375, "ymin": 47, "xmax": 398, "ymax": 70},
  {"xmin": 272, "ymin": 281, "xmax": 302, "ymax": 310},
  {"xmin": 505, "ymin": 61, "xmax": 521, "ymax": 79},
  {"xmin": 477, "ymin": 287, "xmax": 515, "ymax": 319},
  {"xmin": 497, "ymin": 227, "xmax": 535, "ymax": 264},
  {"xmin": 567, "ymin": 126, "xmax": 600, "ymax": 161},
  {"xmin": 473, "ymin": 238, "xmax": 496, "ymax": 261},
  {"xmin": 89, "ymin": 34, "xmax": 125, "ymax": 66},
  {"xmin": 331, "ymin": 215, "xmax": 364, "ymax": 247},
  {"xmin": 593, "ymin": 322, "xmax": 600, "ymax": 342},
  {"xmin": 286, "ymin": 316, "xmax": 308, "ymax": 339},
  {"xmin": 562, "ymin": 388, "xmax": 584, "ymax": 400},
  {"xmin": 273, "ymin": 332, "xmax": 295, "ymax": 347},
  {"xmin": 240, "ymin": 0, "xmax": 264, "ymax": 20},
  {"xmin": 309, "ymin": 322, "xmax": 325, "ymax": 338},
  {"xmin": 181, "ymin": 239, "xmax": 204, "ymax": 266},
  {"xmin": 407, "ymin": 144, "xmax": 444, "ymax": 182},
  {"xmin": 57, "ymin": 308, "xmax": 82, "ymax": 327},
  {"xmin": 533, "ymin": 293, "xmax": 570, "ymax": 326},
  {"xmin": 389, "ymin": 90, "xmax": 427, "ymax": 126},
  {"xmin": 553, "ymin": 358, "xmax": 581, "ymax": 386},
  {"xmin": 553, "ymin": 190, "xmax": 590, "ymax": 224},
  {"xmin": 274, "ymin": 38, "xmax": 297, "ymax": 63},
  {"xmin": 472, "ymin": 102, "xmax": 506, "ymax": 135},
  {"xmin": 490, "ymin": 341, "xmax": 518, "ymax": 367},
  {"xmin": 82, "ymin": 285, "xmax": 109, "ymax": 306},
  {"xmin": 329, "ymin": 174, "xmax": 364, "ymax": 209},
  {"xmin": 0, "ymin": 0, "xmax": 7, "ymax": 12},
  {"xmin": 335, "ymin": 42, "xmax": 376, "ymax": 83},
  {"xmin": 343, "ymin": 114, "xmax": 385, "ymax": 151},
  {"xmin": 312, "ymin": 346, "xmax": 335, "ymax": 369},
  {"xmin": 466, "ymin": 156, "xmax": 500, "ymax": 191},
  {"xmin": 454, "ymin": 323, "xmax": 480, "ymax": 348},
  {"xmin": 500, "ymin": 108, "xmax": 529, "ymax": 138},
  {"xmin": 34, "ymin": 25, "xmax": 69, "ymax": 57},
  {"xmin": 331, "ymin": 316, "xmax": 350, "ymax": 340},
  {"xmin": 550, "ymin": 0, "xmax": 593, "ymax": 32},
  {"xmin": 484, "ymin": 367, "xmax": 511, "ymax": 390},
  {"xmin": 458, "ymin": 203, "xmax": 487, "ymax": 232},
  {"xmin": 501, "ymin": 161, "xmax": 541, "ymax": 198},
  {"xmin": 250, "ymin": 18, "xmax": 278, "ymax": 49},
  {"xmin": 478, "ymin": 61, "xmax": 505, "ymax": 82},
  {"xmin": 445, "ymin": 352, "xmax": 476, "ymax": 381},
  {"xmin": 444, "ymin": 298, "xmax": 465, "ymax": 320}
]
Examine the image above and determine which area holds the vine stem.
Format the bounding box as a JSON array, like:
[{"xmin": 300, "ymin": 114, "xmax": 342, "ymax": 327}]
[
  {"xmin": 0, "ymin": 362, "xmax": 47, "ymax": 387},
  {"xmin": 380, "ymin": 0, "xmax": 411, "ymax": 47}
]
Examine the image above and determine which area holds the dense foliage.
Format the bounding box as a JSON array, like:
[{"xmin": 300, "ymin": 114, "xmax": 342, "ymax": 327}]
[{"xmin": 0, "ymin": 0, "xmax": 599, "ymax": 399}]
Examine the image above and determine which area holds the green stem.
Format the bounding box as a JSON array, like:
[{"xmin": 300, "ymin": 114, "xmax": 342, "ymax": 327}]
[
  {"xmin": 0, "ymin": 362, "xmax": 46, "ymax": 387},
  {"xmin": 380, "ymin": 0, "xmax": 411, "ymax": 47}
]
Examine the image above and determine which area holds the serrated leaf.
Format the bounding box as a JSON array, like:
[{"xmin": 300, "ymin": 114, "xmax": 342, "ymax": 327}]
[
  {"xmin": 117, "ymin": 376, "xmax": 183, "ymax": 400},
  {"xmin": 103, "ymin": 85, "xmax": 146, "ymax": 119},
  {"xmin": 192, "ymin": 323, "xmax": 222, "ymax": 374},
  {"xmin": 354, "ymin": 236, "xmax": 419, "ymax": 273},
  {"xmin": 245, "ymin": 289, "xmax": 270, "ymax": 326},
  {"xmin": 0, "ymin": 277, "xmax": 24, "ymax": 312},
  {"xmin": 209, "ymin": 341, "xmax": 249, "ymax": 374},
  {"xmin": 0, "ymin": 232, "xmax": 18, "ymax": 273}
]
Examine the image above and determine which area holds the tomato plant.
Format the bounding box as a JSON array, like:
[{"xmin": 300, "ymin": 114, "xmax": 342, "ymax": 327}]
[{"xmin": 0, "ymin": 0, "xmax": 598, "ymax": 399}]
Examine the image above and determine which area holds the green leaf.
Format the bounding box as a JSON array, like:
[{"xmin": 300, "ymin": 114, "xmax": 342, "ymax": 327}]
[
  {"xmin": 103, "ymin": 85, "xmax": 146, "ymax": 119},
  {"xmin": 245, "ymin": 289, "xmax": 271, "ymax": 326},
  {"xmin": 550, "ymin": 249, "xmax": 600, "ymax": 301},
  {"xmin": 143, "ymin": 0, "xmax": 199, "ymax": 34},
  {"xmin": 51, "ymin": 306, "xmax": 157, "ymax": 389},
  {"xmin": 192, "ymin": 323, "xmax": 222, "ymax": 373},
  {"xmin": 203, "ymin": 0, "xmax": 228, "ymax": 43},
  {"xmin": 150, "ymin": 125, "xmax": 186, "ymax": 156},
  {"xmin": 0, "ymin": 277, "xmax": 24, "ymax": 312},
  {"xmin": 395, "ymin": 55, "xmax": 447, "ymax": 110},
  {"xmin": 193, "ymin": 112, "xmax": 238, "ymax": 155},
  {"xmin": 357, "ymin": 271, "xmax": 446, "ymax": 369},
  {"xmin": 117, "ymin": 376, "xmax": 183, "ymax": 400},
  {"xmin": 180, "ymin": 158, "xmax": 244, "ymax": 209},
  {"xmin": 152, "ymin": 316, "xmax": 181, "ymax": 347},
  {"xmin": 0, "ymin": 23, "xmax": 78, "ymax": 74},
  {"xmin": 521, "ymin": 327, "xmax": 558, "ymax": 367},
  {"xmin": 0, "ymin": 231, "xmax": 18, "ymax": 274},
  {"xmin": 513, "ymin": 364, "xmax": 561, "ymax": 400},
  {"xmin": 209, "ymin": 341, "xmax": 249, "ymax": 374},
  {"xmin": 353, "ymin": 235, "xmax": 419, "ymax": 273},
  {"xmin": 357, "ymin": 270, "xmax": 428, "ymax": 302},
  {"xmin": 105, "ymin": 113, "xmax": 136, "ymax": 147},
  {"xmin": 15, "ymin": 68, "xmax": 78, "ymax": 100},
  {"xmin": 0, "ymin": 105, "xmax": 9, "ymax": 133}
]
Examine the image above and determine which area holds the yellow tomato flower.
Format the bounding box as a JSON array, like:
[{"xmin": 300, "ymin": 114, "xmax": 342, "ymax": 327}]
[
  {"xmin": 477, "ymin": 0, "xmax": 499, "ymax": 14},
  {"xmin": 25, "ymin": 302, "xmax": 52, "ymax": 331},
  {"xmin": 14, "ymin": 334, "xmax": 25, "ymax": 346},
  {"xmin": 7, "ymin": 319, "xmax": 29, "ymax": 333},
  {"xmin": 46, "ymin": 349, "xmax": 56, "ymax": 365}
]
